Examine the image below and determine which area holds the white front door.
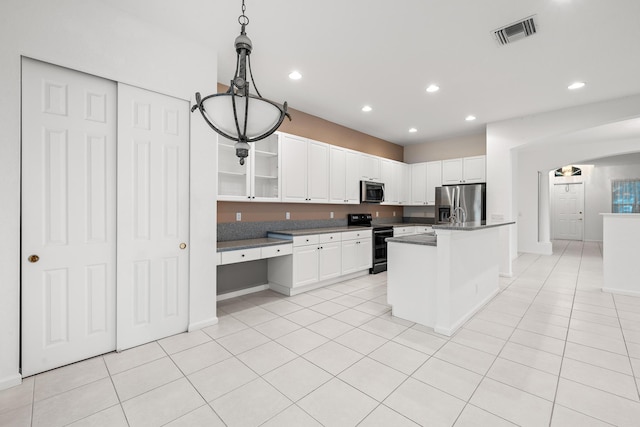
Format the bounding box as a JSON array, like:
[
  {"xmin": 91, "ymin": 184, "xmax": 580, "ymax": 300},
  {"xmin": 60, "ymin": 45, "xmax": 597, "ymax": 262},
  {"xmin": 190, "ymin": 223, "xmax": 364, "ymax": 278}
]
[
  {"xmin": 21, "ymin": 58, "xmax": 117, "ymax": 376},
  {"xmin": 116, "ymin": 84, "xmax": 190, "ymax": 351},
  {"xmin": 553, "ymin": 183, "xmax": 584, "ymax": 240}
]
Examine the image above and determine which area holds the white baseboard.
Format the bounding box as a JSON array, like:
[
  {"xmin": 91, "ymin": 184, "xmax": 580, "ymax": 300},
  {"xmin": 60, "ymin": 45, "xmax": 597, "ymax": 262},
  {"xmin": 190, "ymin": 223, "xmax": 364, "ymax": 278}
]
[
  {"xmin": 434, "ymin": 288, "xmax": 500, "ymax": 337},
  {"xmin": 188, "ymin": 317, "xmax": 219, "ymax": 332},
  {"xmin": 217, "ymin": 285, "xmax": 270, "ymax": 301},
  {"xmin": 603, "ymin": 287, "xmax": 640, "ymax": 298},
  {"xmin": 269, "ymin": 270, "xmax": 369, "ymax": 296},
  {"xmin": 0, "ymin": 373, "xmax": 22, "ymax": 391}
]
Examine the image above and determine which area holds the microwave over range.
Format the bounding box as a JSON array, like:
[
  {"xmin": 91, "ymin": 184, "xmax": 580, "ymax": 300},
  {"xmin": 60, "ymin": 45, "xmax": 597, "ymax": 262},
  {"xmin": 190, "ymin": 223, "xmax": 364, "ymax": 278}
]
[{"xmin": 360, "ymin": 180, "xmax": 385, "ymax": 203}]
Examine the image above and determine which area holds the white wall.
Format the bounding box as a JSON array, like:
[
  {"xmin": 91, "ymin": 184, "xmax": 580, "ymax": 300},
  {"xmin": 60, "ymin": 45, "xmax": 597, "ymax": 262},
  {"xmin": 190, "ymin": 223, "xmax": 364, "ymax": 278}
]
[
  {"xmin": 403, "ymin": 133, "xmax": 486, "ymax": 164},
  {"xmin": 549, "ymin": 160, "xmax": 640, "ymax": 242},
  {"xmin": 487, "ymin": 94, "xmax": 640, "ymax": 273},
  {"xmin": 0, "ymin": 0, "xmax": 218, "ymax": 390}
]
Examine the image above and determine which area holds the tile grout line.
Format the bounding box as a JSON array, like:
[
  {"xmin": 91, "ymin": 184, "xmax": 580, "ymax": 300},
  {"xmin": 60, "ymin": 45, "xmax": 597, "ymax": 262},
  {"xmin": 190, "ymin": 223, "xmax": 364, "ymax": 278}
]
[{"xmin": 547, "ymin": 240, "xmax": 583, "ymax": 426}]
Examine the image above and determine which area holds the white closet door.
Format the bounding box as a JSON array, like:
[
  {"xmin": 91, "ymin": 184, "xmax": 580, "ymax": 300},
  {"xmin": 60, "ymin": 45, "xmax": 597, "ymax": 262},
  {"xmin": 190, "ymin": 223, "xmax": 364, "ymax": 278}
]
[
  {"xmin": 117, "ymin": 84, "xmax": 190, "ymax": 350},
  {"xmin": 21, "ymin": 58, "xmax": 117, "ymax": 376}
]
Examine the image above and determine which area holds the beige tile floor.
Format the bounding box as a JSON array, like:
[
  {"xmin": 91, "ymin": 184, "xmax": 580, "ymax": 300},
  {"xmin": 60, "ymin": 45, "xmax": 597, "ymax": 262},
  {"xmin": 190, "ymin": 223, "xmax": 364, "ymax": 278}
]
[{"xmin": 3, "ymin": 240, "xmax": 640, "ymax": 426}]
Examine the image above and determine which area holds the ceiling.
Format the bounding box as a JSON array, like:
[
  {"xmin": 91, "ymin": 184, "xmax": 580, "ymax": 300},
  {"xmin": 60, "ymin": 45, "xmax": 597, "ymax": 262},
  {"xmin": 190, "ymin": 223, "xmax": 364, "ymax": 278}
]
[{"xmin": 101, "ymin": 0, "xmax": 640, "ymax": 146}]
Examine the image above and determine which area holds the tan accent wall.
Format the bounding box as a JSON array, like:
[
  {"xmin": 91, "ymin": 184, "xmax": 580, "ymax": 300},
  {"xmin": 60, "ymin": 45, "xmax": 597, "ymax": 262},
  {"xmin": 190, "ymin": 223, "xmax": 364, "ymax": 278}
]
[
  {"xmin": 403, "ymin": 133, "xmax": 486, "ymax": 164},
  {"xmin": 218, "ymin": 202, "xmax": 402, "ymax": 223},
  {"xmin": 216, "ymin": 83, "xmax": 404, "ymax": 224}
]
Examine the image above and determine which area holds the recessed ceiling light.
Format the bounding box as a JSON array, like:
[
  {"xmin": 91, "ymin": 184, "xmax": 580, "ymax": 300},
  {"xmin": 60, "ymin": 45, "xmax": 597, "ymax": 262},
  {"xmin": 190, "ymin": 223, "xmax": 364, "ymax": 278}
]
[
  {"xmin": 426, "ymin": 84, "xmax": 440, "ymax": 93},
  {"xmin": 288, "ymin": 71, "xmax": 302, "ymax": 80},
  {"xmin": 362, "ymin": 105, "xmax": 372, "ymax": 112},
  {"xmin": 409, "ymin": 128, "xmax": 417, "ymax": 133},
  {"xmin": 568, "ymin": 81, "xmax": 585, "ymax": 90},
  {"xmin": 465, "ymin": 115, "xmax": 476, "ymax": 121}
]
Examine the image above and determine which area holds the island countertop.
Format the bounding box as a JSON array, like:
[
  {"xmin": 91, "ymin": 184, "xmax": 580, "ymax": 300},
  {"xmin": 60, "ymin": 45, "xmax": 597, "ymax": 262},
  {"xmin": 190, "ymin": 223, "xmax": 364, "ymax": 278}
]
[
  {"xmin": 432, "ymin": 221, "xmax": 515, "ymax": 231},
  {"xmin": 386, "ymin": 234, "xmax": 437, "ymax": 246}
]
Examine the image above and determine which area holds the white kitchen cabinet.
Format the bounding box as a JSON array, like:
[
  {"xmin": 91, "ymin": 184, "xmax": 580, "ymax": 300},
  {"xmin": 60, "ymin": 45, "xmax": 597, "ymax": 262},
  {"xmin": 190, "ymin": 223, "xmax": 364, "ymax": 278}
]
[
  {"xmin": 281, "ymin": 134, "xmax": 330, "ymax": 203},
  {"xmin": 293, "ymin": 244, "xmax": 320, "ymax": 287},
  {"xmin": 410, "ymin": 163, "xmax": 427, "ymax": 205},
  {"xmin": 398, "ymin": 162, "xmax": 411, "ymax": 205},
  {"xmin": 393, "ymin": 226, "xmax": 415, "ymax": 237},
  {"xmin": 218, "ymin": 133, "xmax": 281, "ymax": 202},
  {"xmin": 329, "ymin": 146, "xmax": 359, "ymax": 204},
  {"xmin": 359, "ymin": 153, "xmax": 381, "ymax": 181},
  {"xmin": 341, "ymin": 230, "xmax": 372, "ymax": 275},
  {"xmin": 380, "ymin": 159, "xmax": 397, "ymax": 204},
  {"xmin": 425, "ymin": 161, "xmax": 442, "ymax": 204},
  {"xmin": 442, "ymin": 155, "xmax": 485, "ymax": 185},
  {"xmin": 318, "ymin": 240, "xmax": 342, "ymax": 281}
]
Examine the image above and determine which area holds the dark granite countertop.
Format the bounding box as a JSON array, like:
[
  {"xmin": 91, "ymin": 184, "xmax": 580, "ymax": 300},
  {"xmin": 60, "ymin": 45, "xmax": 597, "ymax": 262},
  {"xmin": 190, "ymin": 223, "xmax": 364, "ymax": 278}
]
[
  {"xmin": 386, "ymin": 234, "xmax": 438, "ymax": 246},
  {"xmin": 267, "ymin": 225, "xmax": 371, "ymax": 237},
  {"xmin": 432, "ymin": 221, "xmax": 515, "ymax": 231},
  {"xmin": 217, "ymin": 238, "xmax": 292, "ymax": 252}
]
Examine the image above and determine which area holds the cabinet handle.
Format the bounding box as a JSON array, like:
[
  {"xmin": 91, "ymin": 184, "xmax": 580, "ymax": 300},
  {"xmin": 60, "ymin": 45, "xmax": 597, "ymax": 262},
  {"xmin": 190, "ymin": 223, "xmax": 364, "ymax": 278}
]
[
  {"xmin": 277, "ymin": 249, "xmax": 280, "ymax": 252},
  {"xmin": 241, "ymin": 254, "xmax": 245, "ymax": 257}
]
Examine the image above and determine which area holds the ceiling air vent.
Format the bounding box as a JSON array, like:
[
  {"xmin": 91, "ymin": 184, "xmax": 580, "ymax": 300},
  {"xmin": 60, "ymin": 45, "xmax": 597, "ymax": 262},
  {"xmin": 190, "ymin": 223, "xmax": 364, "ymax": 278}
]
[{"xmin": 494, "ymin": 16, "xmax": 537, "ymax": 45}]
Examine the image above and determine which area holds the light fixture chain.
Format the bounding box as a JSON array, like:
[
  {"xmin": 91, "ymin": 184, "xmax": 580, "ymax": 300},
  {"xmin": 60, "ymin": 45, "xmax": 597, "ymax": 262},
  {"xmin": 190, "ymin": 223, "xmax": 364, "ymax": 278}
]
[{"xmin": 238, "ymin": 0, "xmax": 249, "ymax": 26}]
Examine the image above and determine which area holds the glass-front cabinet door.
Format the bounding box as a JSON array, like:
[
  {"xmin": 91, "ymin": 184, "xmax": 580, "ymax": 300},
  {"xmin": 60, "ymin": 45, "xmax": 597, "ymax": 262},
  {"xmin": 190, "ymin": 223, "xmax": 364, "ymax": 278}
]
[
  {"xmin": 217, "ymin": 133, "xmax": 281, "ymax": 202},
  {"xmin": 251, "ymin": 133, "xmax": 280, "ymax": 201}
]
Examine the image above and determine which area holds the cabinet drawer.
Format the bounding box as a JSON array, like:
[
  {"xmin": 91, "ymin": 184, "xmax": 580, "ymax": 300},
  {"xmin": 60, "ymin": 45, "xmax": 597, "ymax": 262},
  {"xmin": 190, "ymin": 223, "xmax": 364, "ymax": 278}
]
[
  {"xmin": 293, "ymin": 234, "xmax": 320, "ymax": 246},
  {"xmin": 319, "ymin": 233, "xmax": 342, "ymax": 243},
  {"xmin": 342, "ymin": 230, "xmax": 371, "ymax": 241},
  {"xmin": 220, "ymin": 247, "xmax": 261, "ymax": 265},
  {"xmin": 293, "ymin": 235, "xmax": 319, "ymax": 247},
  {"xmin": 414, "ymin": 226, "xmax": 433, "ymax": 234},
  {"xmin": 261, "ymin": 244, "xmax": 293, "ymax": 258},
  {"xmin": 394, "ymin": 226, "xmax": 415, "ymax": 236}
]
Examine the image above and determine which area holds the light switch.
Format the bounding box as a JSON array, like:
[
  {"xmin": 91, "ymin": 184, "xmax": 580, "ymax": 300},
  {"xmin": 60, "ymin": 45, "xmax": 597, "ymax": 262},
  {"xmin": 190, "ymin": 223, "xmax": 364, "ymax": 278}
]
[
  {"xmin": 236, "ymin": 212, "xmax": 241, "ymax": 221},
  {"xmin": 286, "ymin": 212, "xmax": 290, "ymax": 220},
  {"xmin": 330, "ymin": 212, "xmax": 334, "ymax": 219}
]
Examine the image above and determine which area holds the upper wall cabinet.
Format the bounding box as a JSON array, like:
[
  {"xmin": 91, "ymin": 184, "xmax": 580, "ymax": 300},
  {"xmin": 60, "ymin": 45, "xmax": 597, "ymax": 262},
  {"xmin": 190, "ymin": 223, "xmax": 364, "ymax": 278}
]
[
  {"xmin": 380, "ymin": 159, "xmax": 398, "ymax": 205},
  {"xmin": 329, "ymin": 146, "xmax": 360, "ymax": 204},
  {"xmin": 442, "ymin": 155, "xmax": 486, "ymax": 185},
  {"xmin": 281, "ymin": 134, "xmax": 330, "ymax": 203},
  {"xmin": 410, "ymin": 161, "xmax": 442, "ymax": 205},
  {"xmin": 359, "ymin": 153, "xmax": 381, "ymax": 182},
  {"xmin": 218, "ymin": 133, "xmax": 281, "ymax": 202}
]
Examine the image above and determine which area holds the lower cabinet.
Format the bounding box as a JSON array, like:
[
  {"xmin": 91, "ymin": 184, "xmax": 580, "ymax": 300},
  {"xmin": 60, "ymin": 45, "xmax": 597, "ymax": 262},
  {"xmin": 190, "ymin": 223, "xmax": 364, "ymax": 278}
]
[
  {"xmin": 268, "ymin": 230, "xmax": 371, "ymax": 295},
  {"xmin": 341, "ymin": 232, "xmax": 372, "ymax": 275}
]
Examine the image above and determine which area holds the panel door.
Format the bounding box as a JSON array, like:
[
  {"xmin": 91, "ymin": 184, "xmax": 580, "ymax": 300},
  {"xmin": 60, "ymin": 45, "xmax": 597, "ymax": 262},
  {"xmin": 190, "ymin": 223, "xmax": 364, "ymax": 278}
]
[
  {"xmin": 344, "ymin": 150, "xmax": 361, "ymax": 203},
  {"xmin": 329, "ymin": 146, "xmax": 347, "ymax": 203},
  {"xmin": 293, "ymin": 245, "xmax": 319, "ymax": 287},
  {"xmin": 357, "ymin": 238, "xmax": 373, "ymax": 270},
  {"xmin": 341, "ymin": 240, "xmax": 359, "ymax": 275},
  {"xmin": 426, "ymin": 161, "xmax": 442, "ymax": 205},
  {"xmin": 442, "ymin": 158, "xmax": 463, "ymax": 185},
  {"xmin": 281, "ymin": 134, "xmax": 308, "ymax": 202},
  {"xmin": 411, "ymin": 163, "xmax": 427, "ymax": 205},
  {"xmin": 553, "ymin": 183, "xmax": 584, "ymax": 241},
  {"xmin": 307, "ymin": 140, "xmax": 330, "ymax": 203},
  {"xmin": 117, "ymin": 84, "xmax": 190, "ymax": 350},
  {"xmin": 463, "ymin": 156, "xmax": 486, "ymax": 183},
  {"xmin": 318, "ymin": 241, "xmax": 342, "ymax": 281},
  {"xmin": 21, "ymin": 58, "xmax": 117, "ymax": 376}
]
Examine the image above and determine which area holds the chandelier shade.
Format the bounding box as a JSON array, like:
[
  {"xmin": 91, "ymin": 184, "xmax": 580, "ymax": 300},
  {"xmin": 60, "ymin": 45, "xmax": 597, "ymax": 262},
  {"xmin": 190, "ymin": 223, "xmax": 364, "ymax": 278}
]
[
  {"xmin": 191, "ymin": 0, "xmax": 290, "ymax": 165},
  {"xmin": 197, "ymin": 92, "xmax": 287, "ymax": 142}
]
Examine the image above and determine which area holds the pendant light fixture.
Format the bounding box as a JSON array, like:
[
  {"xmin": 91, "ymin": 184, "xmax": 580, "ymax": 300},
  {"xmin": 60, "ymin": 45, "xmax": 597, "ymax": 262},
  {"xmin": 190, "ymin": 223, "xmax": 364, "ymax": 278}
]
[{"xmin": 192, "ymin": 0, "xmax": 291, "ymax": 165}]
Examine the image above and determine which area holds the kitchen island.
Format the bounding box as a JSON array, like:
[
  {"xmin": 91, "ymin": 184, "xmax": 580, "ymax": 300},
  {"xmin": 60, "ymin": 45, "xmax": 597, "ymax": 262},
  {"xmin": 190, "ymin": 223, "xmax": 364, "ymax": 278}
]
[
  {"xmin": 386, "ymin": 221, "xmax": 514, "ymax": 336},
  {"xmin": 601, "ymin": 213, "xmax": 640, "ymax": 296}
]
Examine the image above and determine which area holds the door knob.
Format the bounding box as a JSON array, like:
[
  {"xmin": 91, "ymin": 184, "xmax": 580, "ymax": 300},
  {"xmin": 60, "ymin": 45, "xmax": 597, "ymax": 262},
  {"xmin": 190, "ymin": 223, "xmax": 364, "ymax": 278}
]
[
  {"xmin": 179, "ymin": 243, "xmax": 187, "ymax": 249},
  {"xmin": 28, "ymin": 254, "xmax": 39, "ymax": 263}
]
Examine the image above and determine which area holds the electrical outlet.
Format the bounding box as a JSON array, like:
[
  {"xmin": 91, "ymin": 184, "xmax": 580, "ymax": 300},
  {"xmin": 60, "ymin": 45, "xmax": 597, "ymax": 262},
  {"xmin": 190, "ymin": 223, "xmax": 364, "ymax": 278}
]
[
  {"xmin": 236, "ymin": 212, "xmax": 241, "ymax": 221},
  {"xmin": 393, "ymin": 211, "xmax": 396, "ymax": 217},
  {"xmin": 330, "ymin": 212, "xmax": 334, "ymax": 219},
  {"xmin": 285, "ymin": 212, "xmax": 290, "ymax": 220},
  {"xmin": 376, "ymin": 211, "xmax": 379, "ymax": 217}
]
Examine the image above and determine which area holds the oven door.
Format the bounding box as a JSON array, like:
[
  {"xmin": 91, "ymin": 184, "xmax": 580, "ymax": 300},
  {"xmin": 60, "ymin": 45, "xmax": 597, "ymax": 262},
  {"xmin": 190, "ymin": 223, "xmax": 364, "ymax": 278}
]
[{"xmin": 371, "ymin": 227, "xmax": 393, "ymax": 273}]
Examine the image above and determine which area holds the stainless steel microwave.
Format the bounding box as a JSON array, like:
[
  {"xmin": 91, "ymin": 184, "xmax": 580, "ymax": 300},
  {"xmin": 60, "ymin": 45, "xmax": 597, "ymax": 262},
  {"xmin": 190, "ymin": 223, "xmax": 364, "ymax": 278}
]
[{"xmin": 360, "ymin": 180, "xmax": 385, "ymax": 203}]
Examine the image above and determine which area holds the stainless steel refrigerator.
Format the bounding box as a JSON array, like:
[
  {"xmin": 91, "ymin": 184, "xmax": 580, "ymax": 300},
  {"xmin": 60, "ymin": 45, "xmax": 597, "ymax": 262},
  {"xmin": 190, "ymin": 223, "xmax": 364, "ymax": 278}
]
[{"xmin": 434, "ymin": 184, "xmax": 486, "ymax": 224}]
